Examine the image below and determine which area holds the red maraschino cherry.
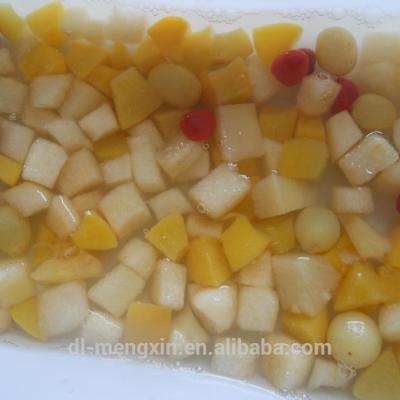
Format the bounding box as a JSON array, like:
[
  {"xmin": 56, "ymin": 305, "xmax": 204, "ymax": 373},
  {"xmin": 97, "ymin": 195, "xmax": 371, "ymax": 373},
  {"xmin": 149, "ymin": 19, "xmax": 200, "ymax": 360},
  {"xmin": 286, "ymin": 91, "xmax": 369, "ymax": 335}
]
[
  {"xmin": 271, "ymin": 49, "xmax": 310, "ymax": 86},
  {"xmin": 331, "ymin": 78, "xmax": 359, "ymax": 114},
  {"xmin": 181, "ymin": 109, "xmax": 216, "ymax": 142}
]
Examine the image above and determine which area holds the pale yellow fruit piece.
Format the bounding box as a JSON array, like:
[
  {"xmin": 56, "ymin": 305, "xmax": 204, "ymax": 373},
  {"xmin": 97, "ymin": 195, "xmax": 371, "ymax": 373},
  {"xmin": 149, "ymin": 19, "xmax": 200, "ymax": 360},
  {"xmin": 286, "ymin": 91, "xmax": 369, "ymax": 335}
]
[{"xmin": 212, "ymin": 28, "xmax": 252, "ymax": 64}]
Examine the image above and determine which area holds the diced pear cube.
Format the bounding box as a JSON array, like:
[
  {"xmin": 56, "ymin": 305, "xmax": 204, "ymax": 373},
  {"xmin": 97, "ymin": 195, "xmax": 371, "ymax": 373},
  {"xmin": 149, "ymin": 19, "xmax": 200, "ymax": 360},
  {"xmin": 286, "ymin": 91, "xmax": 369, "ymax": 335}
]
[
  {"xmin": 258, "ymin": 105, "xmax": 298, "ymax": 142},
  {"xmin": 279, "ymin": 138, "xmax": 329, "ymax": 180},
  {"xmin": 0, "ymin": 48, "xmax": 15, "ymax": 75},
  {"xmin": 99, "ymin": 182, "xmax": 151, "ymax": 239},
  {"xmin": 111, "ymin": 67, "xmax": 162, "ymax": 129},
  {"xmin": 263, "ymin": 138, "xmax": 282, "ymax": 174},
  {"xmin": 10, "ymin": 297, "xmax": 45, "ymax": 340},
  {"xmin": 332, "ymin": 186, "xmax": 374, "ymax": 214},
  {"xmin": 211, "ymin": 337, "xmax": 258, "ymax": 380},
  {"xmin": 106, "ymin": 7, "xmax": 145, "ymax": 43},
  {"xmin": 379, "ymin": 303, "xmax": 400, "ymax": 342},
  {"xmin": 66, "ymin": 41, "xmax": 108, "ymax": 79},
  {"xmin": 373, "ymin": 160, "xmax": 400, "ymax": 194},
  {"xmin": 247, "ymin": 54, "xmax": 281, "ymax": 104},
  {"xmin": 145, "ymin": 213, "xmax": 188, "ymax": 261},
  {"xmin": 3, "ymin": 182, "xmax": 52, "ymax": 217},
  {"xmin": 127, "ymin": 118, "xmax": 164, "ymax": 150},
  {"xmin": 148, "ymin": 16, "xmax": 189, "ymax": 61},
  {"xmin": 81, "ymin": 310, "xmax": 123, "ymax": 345},
  {"xmin": 79, "ymin": 103, "xmax": 119, "ymax": 142},
  {"xmin": 0, "ymin": 259, "xmax": 35, "ymax": 308},
  {"xmin": 272, "ymin": 254, "xmax": 340, "ymax": 316},
  {"xmin": 169, "ymin": 306, "xmax": 210, "ymax": 360},
  {"xmin": 237, "ymin": 287, "xmax": 279, "ymax": 332},
  {"xmin": 156, "ymin": 134, "xmax": 203, "ymax": 179},
  {"xmin": 0, "ymin": 206, "xmax": 31, "ymax": 257},
  {"xmin": 19, "ymin": 43, "xmax": 66, "ymax": 82},
  {"xmin": 46, "ymin": 195, "xmax": 80, "ymax": 239},
  {"xmin": 213, "ymin": 29, "xmax": 252, "ymax": 64},
  {"xmin": 134, "ymin": 36, "xmax": 165, "ymax": 76},
  {"xmin": 0, "ymin": 154, "xmax": 22, "ymax": 186},
  {"xmin": 339, "ymin": 133, "xmax": 399, "ymax": 186},
  {"xmin": 129, "ymin": 134, "xmax": 165, "ymax": 192},
  {"xmin": 186, "ymin": 213, "xmax": 223, "ymax": 239},
  {"xmin": 30, "ymin": 74, "xmax": 73, "ymax": 109},
  {"xmin": 181, "ymin": 27, "xmax": 213, "ymax": 75},
  {"xmin": 150, "ymin": 259, "xmax": 186, "ymax": 310},
  {"xmin": 45, "ymin": 118, "xmax": 92, "ymax": 152},
  {"xmin": 61, "ymin": 6, "xmax": 89, "ymax": 36},
  {"xmin": 352, "ymin": 348, "xmax": 400, "ymax": 400},
  {"xmin": 282, "ymin": 307, "xmax": 329, "ymax": 344},
  {"xmin": 21, "ymin": 103, "xmax": 58, "ymax": 134},
  {"xmin": 253, "ymin": 23, "xmax": 302, "ymax": 65},
  {"xmin": 221, "ymin": 215, "xmax": 269, "ymax": 272},
  {"xmin": 89, "ymin": 264, "xmax": 145, "ymax": 317},
  {"xmin": 0, "ymin": 308, "xmax": 11, "ymax": 333},
  {"xmin": 186, "ymin": 236, "xmax": 231, "ymax": 287},
  {"xmin": 361, "ymin": 31, "xmax": 400, "ymax": 64},
  {"xmin": 22, "ymin": 138, "xmax": 68, "ymax": 189},
  {"xmin": 93, "ymin": 132, "xmax": 129, "ymax": 161},
  {"xmin": 148, "ymin": 188, "xmax": 192, "ymax": 221},
  {"xmin": 0, "ymin": 119, "xmax": 34, "ymax": 163},
  {"xmin": 0, "ymin": 77, "xmax": 27, "ymax": 115},
  {"xmin": 175, "ymin": 149, "xmax": 210, "ymax": 183},
  {"xmin": 216, "ymin": 103, "xmax": 264, "ymax": 162},
  {"xmin": 70, "ymin": 211, "xmax": 117, "ymax": 251},
  {"xmin": 189, "ymin": 284, "xmax": 237, "ymax": 334},
  {"xmin": 235, "ymin": 251, "xmax": 273, "ymax": 287},
  {"xmin": 340, "ymin": 214, "xmax": 390, "ymax": 262},
  {"xmin": 72, "ymin": 190, "xmax": 103, "ymax": 216},
  {"xmin": 261, "ymin": 333, "xmax": 315, "ymax": 391},
  {"xmin": 252, "ymin": 174, "xmax": 318, "ymax": 218},
  {"xmin": 297, "ymin": 73, "xmax": 341, "ymax": 116},
  {"xmin": 31, "ymin": 251, "xmax": 104, "ymax": 284},
  {"xmin": 0, "ymin": 4, "xmax": 25, "ymax": 42},
  {"xmin": 81, "ymin": 19, "xmax": 106, "ymax": 44},
  {"xmin": 189, "ymin": 164, "xmax": 250, "ymax": 219},
  {"xmin": 124, "ymin": 302, "xmax": 172, "ymax": 343},
  {"xmin": 308, "ymin": 358, "xmax": 353, "ymax": 390},
  {"xmin": 101, "ymin": 154, "xmax": 132, "ymax": 188},
  {"xmin": 38, "ymin": 281, "xmax": 88, "ymax": 337},
  {"xmin": 57, "ymin": 148, "xmax": 103, "ymax": 197},
  {"xmin": 118, "ymin": 238, "xmax": 157, "ymax": 280},
  {"xmin": 333, "ymin": 261, "xmax": 387, "ymax": 312},
  {"xmin": 208, "ymin": 57, "xmax": 252, "ymax": 105},
  {"xmin": 59, "ymin": 78, "xmax": 104, "ymax": 120}
]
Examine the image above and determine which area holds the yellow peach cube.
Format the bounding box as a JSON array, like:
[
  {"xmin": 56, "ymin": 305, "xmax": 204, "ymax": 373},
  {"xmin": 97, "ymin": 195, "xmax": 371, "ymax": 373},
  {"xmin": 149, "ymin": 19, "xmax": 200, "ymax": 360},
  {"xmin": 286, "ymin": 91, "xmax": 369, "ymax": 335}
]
[
  {"xmin": 87, "ymin": 65, "xmax": 120, "ymax": 97},
  {"xmin": 26, "ymin": 1, "xmax": 65, "ymax": 46},
  {"xmin": 256, "ymin": 214, "xmax": 296, "ymax": 255},
  {"xmin": 324, "ymin": 233, "xmax": 359, "ymax": 276},
  {"xmin": 134, "ymin": 36, "xmax": 165, "ymax": 76},
  {"xmin": 151, "ymin": 107, "xmax": 188, "ymax": 141},
  {"xmin": 295, "ymin": 114, "xmax": 326, "ymax": 141},
  {"xmin": 281, "ymin": 307, "xmax": 329, "ymax": 344},
  {"xmin": 221, "ymin": 215, "xmax": 269, "ymax": 272},
  {"xmin": 70, "ymin": 211, "xmax": 118, "ymax": 251},
  {"xmin": 66, "ymin": 41, "xmax": 108, "ymax": 79},
  {"xmin": 0, "ymin": 4, "xmax": 25, "ymax": 42},
  {"xmin": 386, "ymin": 225, "xmax": 400, "ymax": 268},
  {"xmin": 145, "ymin": 213, "xmax": 189, "ymax": 261},
  {"xmin": 31, "ymin": 223, "xmax": 58, "ymax": 269},
  {"xmin": 258, "ymin": 105, "xmax": 298, "ymax": 141},
  {"xmin": 0, "ymin": 154, "xmax": 22, "ymax": 186},
  {"xmin": 107, "ymin": 42, "xmax": 133, "ymax": 70},
  {"xmin": 148, "ymin": 16, "xmax": 189, "ymax": 61},
  {"xmin": 93, "ymin": 132, "xmax": 129, "ymax": 161},
  {"xmin": 279, "ymin": 138, "xmax": 329, "ymax": 180},
  {"xmin": 124, "ymin": 302, "xmax": 172, "ymax": 343},
  {"xmin": 111, "ymin": 67, "xmax": 162, "ymax": 129},
  {"xmin": 19, "ymin": 44, "xmax": 66, "ymax": 81},
  {"xmin": 379, "ymin": 266, "xmax": 400, "ymax": 304},
  {"xmin": 10, "ymin": 297, "xmax": 46, "ymax": 340},
  {"xmin": 199, "ymin": 71, "xmax": 217, "ymax": 107},
  {"xmin": 186, "ymin": 236, "xmax": 232, "ymax": 287},
  {"xmin": 182, "ymin": 27, "xmax": 214, "ymax": 75},
  {"xmin": 333, "ymin": 261, "xmax": 388, "ymax": 312},
  {"xmin": 207, "ymin": 57, "xmax": 252, "ymax": 105},
  {"xmin": 253, "ymin": 23, "xmax": 303, "ymax": 65}
]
